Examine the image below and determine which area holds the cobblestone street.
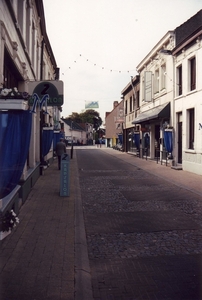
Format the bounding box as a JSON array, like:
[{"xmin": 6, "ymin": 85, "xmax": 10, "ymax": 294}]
[{"xmin": 77, "ymin": 148, "xmax": 202, "ymax": 300}]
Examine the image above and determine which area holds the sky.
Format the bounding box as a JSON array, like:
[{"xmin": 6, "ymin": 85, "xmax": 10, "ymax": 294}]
[{"xmin": 43, "ymin": 0, "xmax": 201, "ymax": 121}]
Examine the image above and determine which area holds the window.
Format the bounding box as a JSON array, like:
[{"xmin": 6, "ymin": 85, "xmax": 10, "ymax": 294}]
[
  {"xmin": 176, "ymin": 65, "xmax": 182, "ymax": 96},
  {"xmin": 136, "ymin": 90, "xmax": 140, "ymax": 108},
  {"xmin": 161, "ymin": 64, "xmax": 166, "ymax": 90},
  {"xmin": 17, "ymin": 0, "xmax": 24, "ymax": 35},
  {"xmin": 32, "ymin": 21, "xmax": 36, "ymax": 70},
  {"xmin": 142, "ymin": 76, "xmax": 145, "ymax": 101},
  {"xmin": 188, "ymin": 108, "xmax": 195, "ymax": 149},
  {"xmin": 129, "ymin": 96, "xmax": 132, "ymax": 113},
  {"xmin": 189, "ymin": 57, "xmax": 196, "ymax": 91},
  {"xmin": 26, "ymin": 0, "xmax": 31, "ymax": 53},
  {"xmin": 154, "ymin": 69, "xmax": 159, "ymax": 93},
  {"xmin": 3, "ymin": 49, "xmax": 23, "ymax": 88},
  {"xmin": 133, "ymin": 95, "xmax": 135, "ymax": 111},
  {"xmin": 125, "ymin": 100, "xmax": 127, "ymax": 115}
]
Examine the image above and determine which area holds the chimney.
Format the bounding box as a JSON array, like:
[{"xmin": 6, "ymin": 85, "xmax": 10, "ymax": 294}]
[{"xmin": 113, "ymin": 101, "xmax": 119, "ymax": 108}]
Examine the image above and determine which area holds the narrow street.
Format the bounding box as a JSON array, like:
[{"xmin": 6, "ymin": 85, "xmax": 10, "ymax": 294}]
[{"xmin": 76, "ymin": 147, "xmax": 202, "ymax": 300}]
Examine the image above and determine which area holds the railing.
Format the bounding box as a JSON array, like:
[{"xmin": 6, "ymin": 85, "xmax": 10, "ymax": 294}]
[
  {"xmin": 156, "ymin": 150, "xmax": 168, "ymax": 166},
  {"xmin": 139, "ymin": 148, "xmax": 148, "ymax": 160}
]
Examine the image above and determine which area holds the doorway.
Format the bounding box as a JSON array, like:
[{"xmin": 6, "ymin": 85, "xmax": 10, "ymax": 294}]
[
  {"xmin": 155, "ymin": 125, "xmax": 160, "ymax": 158},
  {"xmin": 177, "ymin": 113, "xmax": 182, "ymax": 164}
]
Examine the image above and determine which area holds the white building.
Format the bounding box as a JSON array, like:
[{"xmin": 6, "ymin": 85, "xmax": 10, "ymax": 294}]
[
  {"xmin": 0, "ymin": 0, "xmax": 62, "ymax": 227},
  {"xmin": 173, "ymin": 10, "xmax": 202, "ymax": 175},
  {"xmin": 61, "ymin": 118, "xmax": 87, "ymax": 145},
  {"xmin": 131, "ymin": 10, "xmax": 202, "ymax": 175},
  {"xmin": 133, "ymin": 31, "xmax": 175, "ymax": 162}
]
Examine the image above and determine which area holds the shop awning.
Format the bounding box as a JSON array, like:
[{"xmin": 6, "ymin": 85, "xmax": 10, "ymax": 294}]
[{"xmin": 132, "ymin": 102, "xmax": 170, "ymax": 124}]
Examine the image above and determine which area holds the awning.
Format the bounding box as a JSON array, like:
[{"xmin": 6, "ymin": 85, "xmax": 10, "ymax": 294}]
[{"xmin": 132, "ymin": 102, "xmax": 170, "ymax": 124}]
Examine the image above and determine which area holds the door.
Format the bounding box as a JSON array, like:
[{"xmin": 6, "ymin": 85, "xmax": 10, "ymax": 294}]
[
  {"xmin": 178, "ymin": 121, "xmax": 182, "ymax": 164},
  {"xmin": 155, "ymin": 125, "xmax": 160, "ymax": 158}
]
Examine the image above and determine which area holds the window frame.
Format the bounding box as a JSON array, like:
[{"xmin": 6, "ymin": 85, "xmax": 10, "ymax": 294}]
[
  {"xmin": 160, "ymin": 64, "xmax": 166, "ymax": 90},
  {"xmin": 189, "ymin": 56, "xmax": 196, "ymax": 91},
  {"xmin": 176, "ymin": 64, "xmax": 182, "ymax": 96},
  {"xmin": 154, "ymin": 68, "xmax": 159, "ymax": 94},
  {"xmin": 188, "ymin": 108, "xmax": 195, "ymax": 150}
]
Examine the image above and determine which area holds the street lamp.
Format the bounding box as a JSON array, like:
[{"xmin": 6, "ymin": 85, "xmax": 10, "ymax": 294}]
[{"xmin": 71, "ymin": 120, "xmax": 73, "ymax": 159}]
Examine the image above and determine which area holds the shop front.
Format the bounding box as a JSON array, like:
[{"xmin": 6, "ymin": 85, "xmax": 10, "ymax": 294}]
[
  {"xmin": 132, "ymin": 102, "xmax": 172, "ymax": 162},
  {"xmin": 126, "ymin": 128, "xmax": 140, "ymax": 155}
]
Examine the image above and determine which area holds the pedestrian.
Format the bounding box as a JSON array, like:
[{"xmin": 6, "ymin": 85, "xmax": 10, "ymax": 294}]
[{"xmin": 55, "ymin": 138, "xmax": 66, "ymax": 170}]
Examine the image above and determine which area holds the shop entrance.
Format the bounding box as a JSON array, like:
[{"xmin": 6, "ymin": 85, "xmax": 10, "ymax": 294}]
[{"xmin": 155, "ymin": 125, "xmax": 160, "ymax": 158}]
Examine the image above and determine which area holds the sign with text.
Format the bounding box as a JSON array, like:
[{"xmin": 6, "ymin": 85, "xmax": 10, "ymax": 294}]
[
  {"xmin": 144, "ymin": 71, "xmax": 152, "ymax": 102},
  {"xmin": 60, "ymin": 154, "xmax": 70, "ymax": 197},
  {"xmin": 28, "ymin": 81, "xmax": 63, "ymax": 106}
]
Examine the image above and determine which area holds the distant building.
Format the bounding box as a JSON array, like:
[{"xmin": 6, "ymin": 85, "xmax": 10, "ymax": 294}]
[
  {"xmin": 121, "ymin": 76, "xmax": 140, "ymax": 155},
  {"xmin": 79, "ymin": 123, "xmax": 94, "ymax": 145},
  {"xmin": 105, "ymin": 101, "xmax": 124, "ymax": 148},
  {"xmin": 61, "ymin": 118, "xmax": 86, "ymax": 145}
]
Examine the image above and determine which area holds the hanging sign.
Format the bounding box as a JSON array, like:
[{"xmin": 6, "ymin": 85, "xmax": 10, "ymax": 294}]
[
  {"xmin": 28, "ymin": 81, "xmax": 63, "ymax": 107},
  {"xmin": 30, "ymin": 93, "xmax": 49, "ymax": 113}
]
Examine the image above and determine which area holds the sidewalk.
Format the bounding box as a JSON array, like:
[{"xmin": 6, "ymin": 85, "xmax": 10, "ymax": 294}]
[
  {"xmin": 102, "ymin": 147, "xmax": 202, "ymax": 197},
  {"xmin": 0, "ymin": 153, "xmax": 77, "ymax": 300}
]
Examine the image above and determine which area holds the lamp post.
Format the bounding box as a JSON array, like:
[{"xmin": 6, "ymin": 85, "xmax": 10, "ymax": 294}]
[{"xmin": 71, "ymin": 120, "xmax": 73, "ymax": 159}]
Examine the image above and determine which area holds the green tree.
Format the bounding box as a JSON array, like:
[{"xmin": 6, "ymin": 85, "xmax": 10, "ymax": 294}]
[
  {"xmin": 68, "ymin": 112, "xmax": 81, "ymax": 123},
  {"xmin": 68, "ymin": 110, "xmax": 102, "ymax": 130}
]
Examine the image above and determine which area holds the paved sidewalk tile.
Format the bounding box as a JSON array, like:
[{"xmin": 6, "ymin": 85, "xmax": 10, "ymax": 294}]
[{"xmin": 0, "ymin": 157, "xmax": 75, "ymax": 300}]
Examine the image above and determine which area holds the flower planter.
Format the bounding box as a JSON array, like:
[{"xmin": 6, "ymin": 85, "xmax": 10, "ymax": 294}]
[
  {"xmin": 0, "ymin": 230, "xmax": 11, "ymax": 241},
  {"xmin": 0, "ymin": 99, "xmax": 28, "ymax": 110}
]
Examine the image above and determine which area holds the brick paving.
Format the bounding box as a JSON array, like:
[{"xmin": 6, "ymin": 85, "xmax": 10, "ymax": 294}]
[
  {"xmin": 77, "ymin": 147, "xmax": 202, "ymax": 300},
  {"xmin": 1, "ymin": 146, "xmax": 202, "ymax": 300},
  {"xmin": 0, "ymin": 155, "xmax": 75, "ymax": 300}
]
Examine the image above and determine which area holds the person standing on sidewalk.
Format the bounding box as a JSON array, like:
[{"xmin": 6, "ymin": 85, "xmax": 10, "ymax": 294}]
[{"xmin": 56, "ymin": 138, "xmax": 66, "ymax": 170}]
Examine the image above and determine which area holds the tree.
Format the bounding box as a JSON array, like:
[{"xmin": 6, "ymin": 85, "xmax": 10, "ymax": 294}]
[
  {"xmin": 68, "ymin": 112, "xmax": 81, "ymax": 123},
  {"xmin": 68, "ymin": 110, "xmax": 102, "ymax": 130}
]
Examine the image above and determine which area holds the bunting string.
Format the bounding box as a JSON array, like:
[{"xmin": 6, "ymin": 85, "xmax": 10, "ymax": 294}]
[{"xmin": 62, "ymin": 54, "xmax": 136, "ymax": 75}]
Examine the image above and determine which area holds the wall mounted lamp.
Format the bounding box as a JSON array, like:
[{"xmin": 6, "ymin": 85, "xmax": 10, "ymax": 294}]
[{"xmin": 159, "ymin": 49, "xmax": 172, "ymax": 55}]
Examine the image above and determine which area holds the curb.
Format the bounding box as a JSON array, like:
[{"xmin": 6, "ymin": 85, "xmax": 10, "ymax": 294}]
[{"xmin": 74, "ymin": 151, "xmax": 93, "ymax": 300}]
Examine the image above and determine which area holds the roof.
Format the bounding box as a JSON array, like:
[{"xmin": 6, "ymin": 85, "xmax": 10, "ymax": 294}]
[
  {"xmin": 61, "ymin": 118, "xmax": 85, "ymax": 131},
  {"xmin": 121, "ymin": 76, "xmax": 140, "ymax": 95},
  {"xmin": 35, "ymin": 0, "xmax": 57, "ymax": 68},
  {"xmin": 175, "ymin": 9, "xmax": 202, "ymax": 47}
]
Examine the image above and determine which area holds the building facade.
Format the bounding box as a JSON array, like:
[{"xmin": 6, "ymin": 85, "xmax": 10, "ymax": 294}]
[
  {"xmin": 125, "ymin": 9, "xmax": 202, "ymax": 175},
  {"xmin": 105, "ymin": 100, "xmax": 124, "ymax": 148},
  {"xmin": 121, "ymin": 76, "xmax": 140, "ymax": 155},
  {"xmin": 173, "ymin": 10, "xmax": 202, "ymax": 174},
  {"xmin": 61, "ymin": 118, "xmax": 87, "ymax": 145},
  {"xmin": 132, "ymin": 31, "xmax": 175, "ymax": 162},
  {"xmin": 0, "ymin": 0, "xmax": 62, "ymax": 233}
]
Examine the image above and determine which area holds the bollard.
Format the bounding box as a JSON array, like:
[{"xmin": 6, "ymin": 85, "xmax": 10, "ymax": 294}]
[
  {"xmin": 71, "ymin": 143, "xmax": 73, "ymax": 159},
  {"xmin": 60, "ymin": 153, "xmax": 70, "ymax": 196}
]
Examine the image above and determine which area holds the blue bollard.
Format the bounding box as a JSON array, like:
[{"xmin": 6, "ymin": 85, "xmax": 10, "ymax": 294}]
[{"xmin": 60, "ymin": 153, "xmax": 70, "ymax": 196}]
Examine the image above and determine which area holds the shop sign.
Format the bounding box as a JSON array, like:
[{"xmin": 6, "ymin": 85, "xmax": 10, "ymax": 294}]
[{"xmin": 28, "ymin": 81, "xmax": 63, "ymax": 107}]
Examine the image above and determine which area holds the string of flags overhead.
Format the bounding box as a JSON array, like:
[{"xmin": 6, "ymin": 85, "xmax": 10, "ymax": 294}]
[{"xmin": 64, "ymin": 54, "xmax": 136, "ymax": 74}]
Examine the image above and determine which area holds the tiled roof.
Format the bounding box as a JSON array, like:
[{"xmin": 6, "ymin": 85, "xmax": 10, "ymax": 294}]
[
  {"xmin": 175, "ymin": 9, "xmax": 202, "ymax": 46},
  {"xmin": 61, "ymin": 118, "xmax": 85, "ymax": 131}
]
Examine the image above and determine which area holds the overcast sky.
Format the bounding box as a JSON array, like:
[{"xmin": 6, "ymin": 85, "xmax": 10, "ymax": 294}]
[{"xmin": 43, "ymin": 0, "xmax": 201, "ymax": 121}]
